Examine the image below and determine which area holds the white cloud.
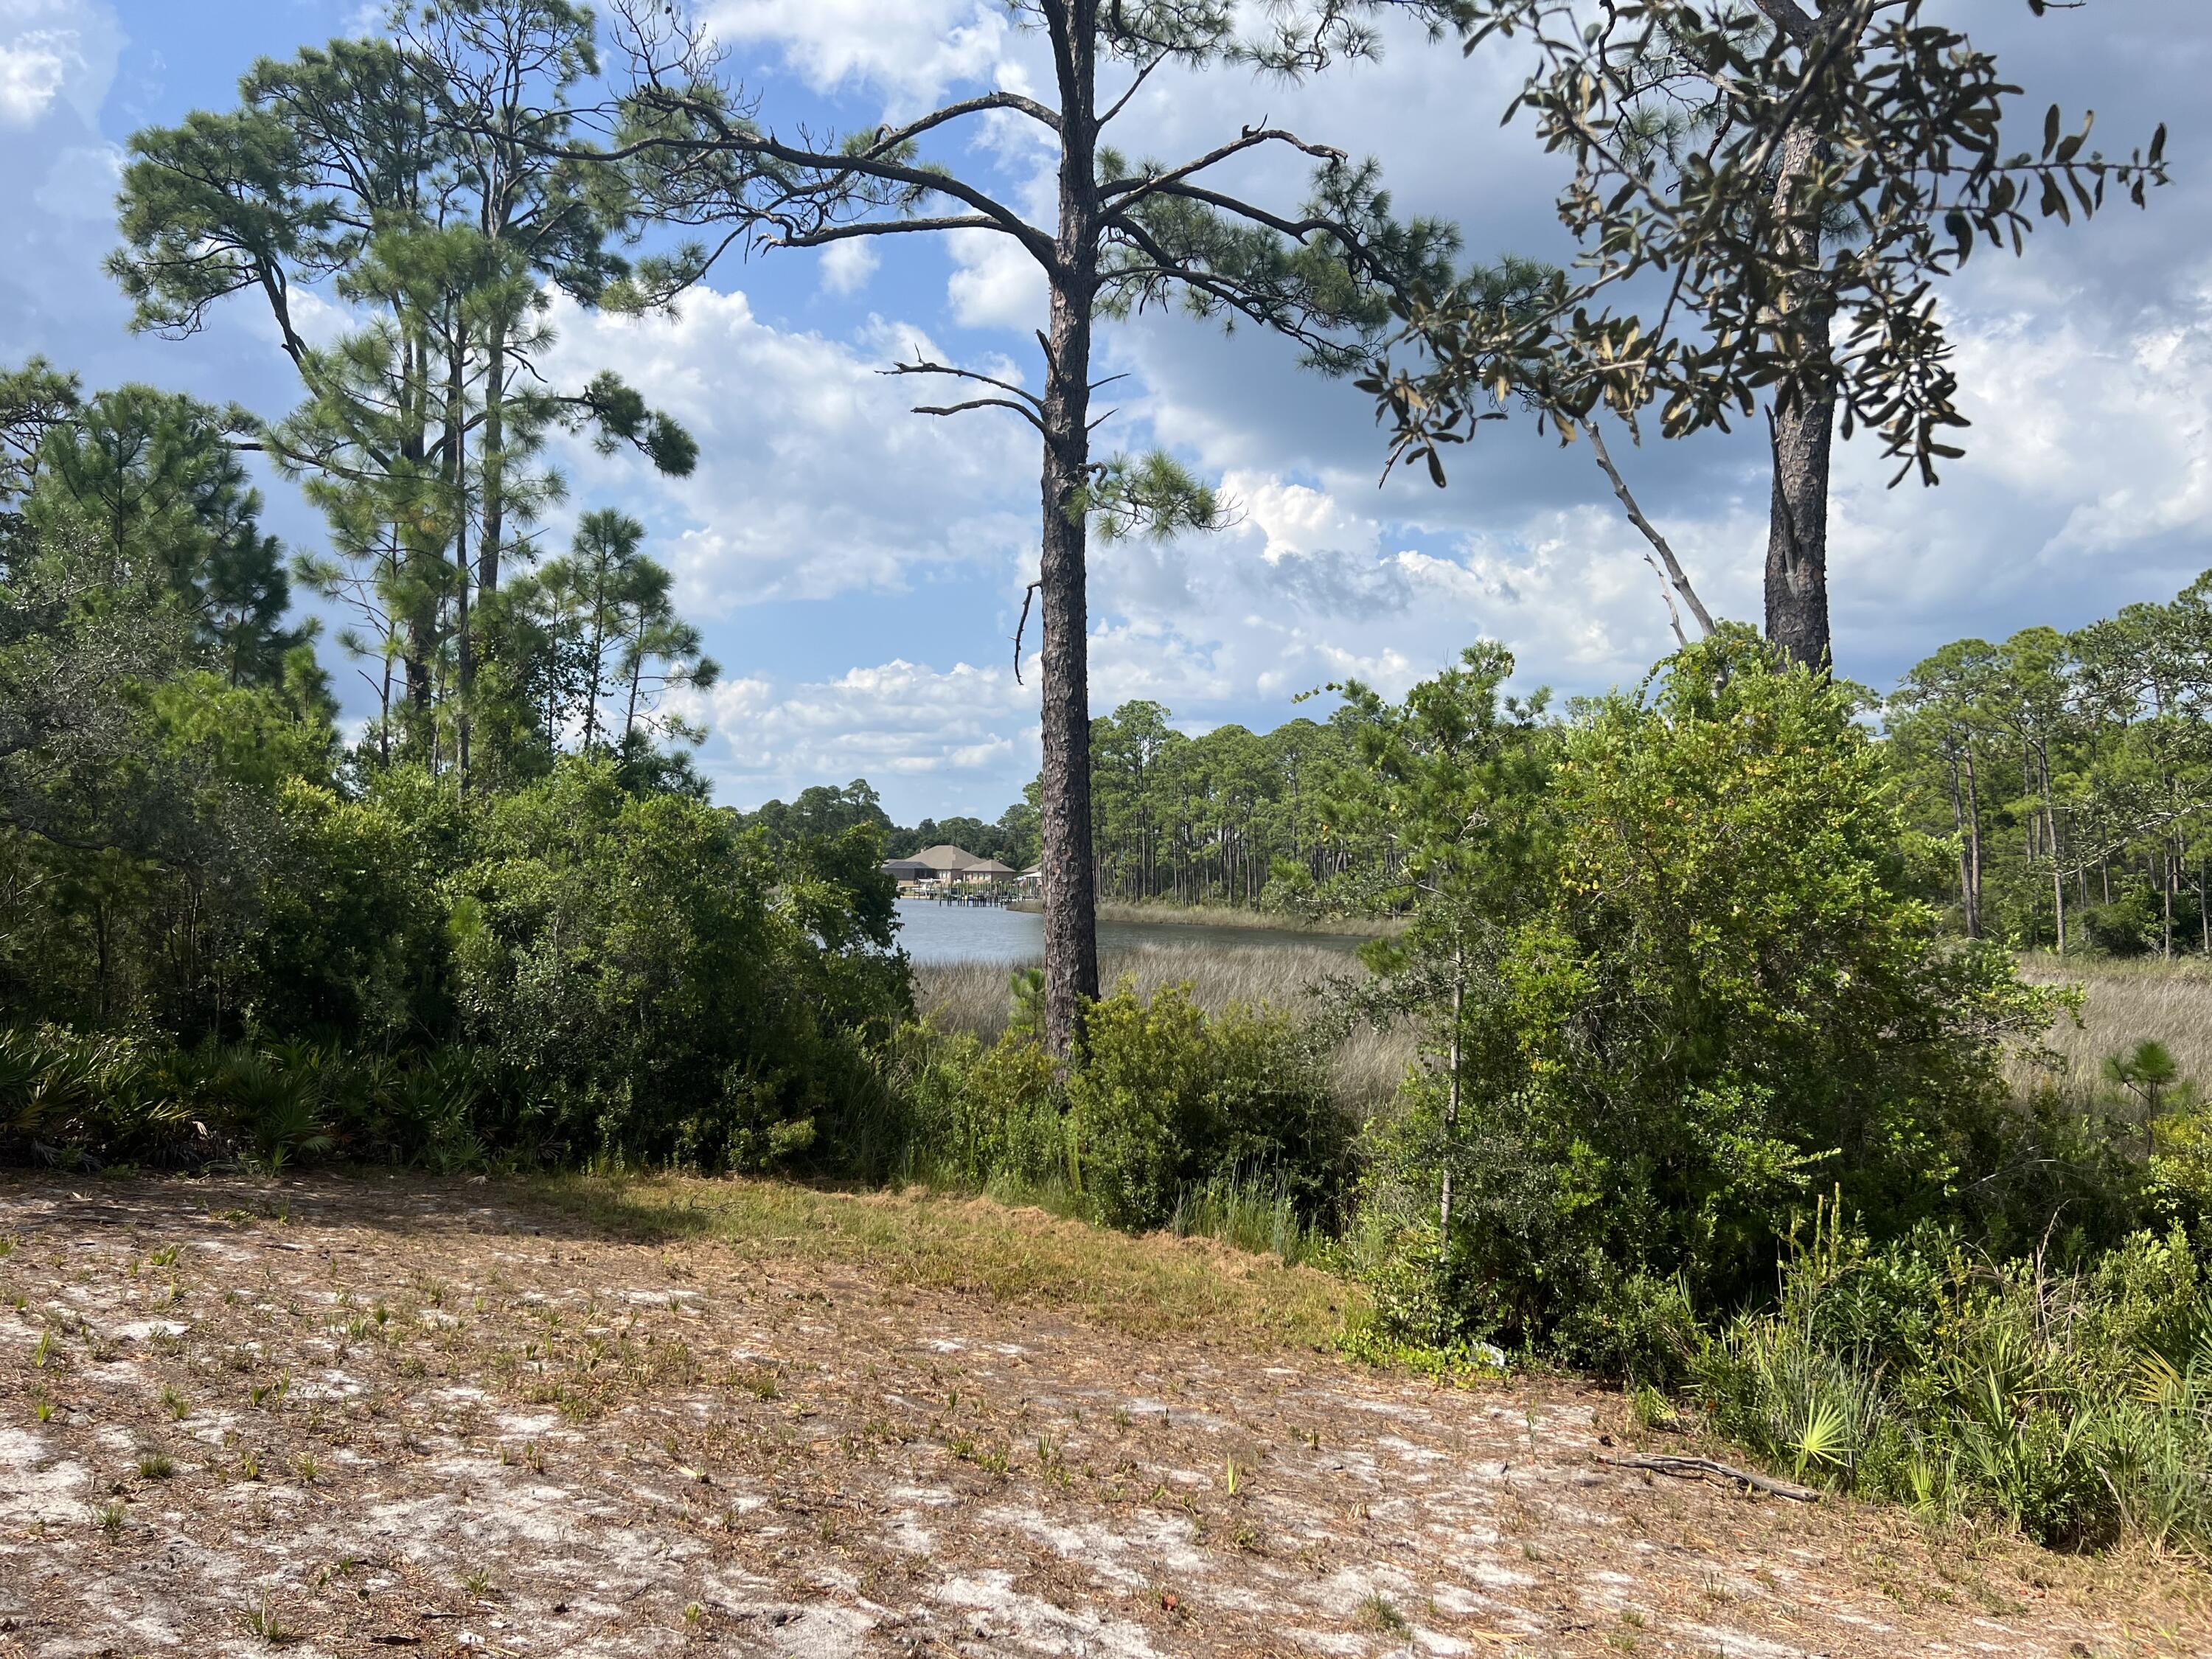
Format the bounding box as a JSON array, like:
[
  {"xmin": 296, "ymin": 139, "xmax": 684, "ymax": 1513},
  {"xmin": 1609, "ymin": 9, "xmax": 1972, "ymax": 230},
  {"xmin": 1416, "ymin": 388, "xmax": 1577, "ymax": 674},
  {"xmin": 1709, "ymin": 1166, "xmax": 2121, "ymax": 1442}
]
[
  {"xmin": 1806, "ymin": 274, "xmax": 2212, "ymax": 663},
  {"xmin": 945, "ymin": 229, "xmax": 1048, "ymax": 331},
  {"xmin": 818, "ymin": 239, "xmax": 880, "ymax": 296},
  {"xmin": 701, "ymin": 0, "xmax": 1012, "ymax": 114},
  {"xmin": 0, "ymin": 1, "xmax": 120, "ymax": 128},
  {"xmin": 0, "ymin": 29, "xmax": 72, "ymax": 125},
  {"xmin": 700, "ymin": 658, "xmax": 1033, "ymax": 801},
  {"xmin": 538, "ymin": 288, "xmax": 1040, "ymax": 611}
]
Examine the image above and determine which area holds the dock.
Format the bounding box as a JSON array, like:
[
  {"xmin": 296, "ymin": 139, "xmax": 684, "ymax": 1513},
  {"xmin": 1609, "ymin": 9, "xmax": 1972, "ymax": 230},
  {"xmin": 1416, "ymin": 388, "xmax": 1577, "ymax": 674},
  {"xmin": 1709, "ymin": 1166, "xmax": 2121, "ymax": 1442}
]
[{"xmin": 904, "ymin": 886, "xmax": 1020, "ymax": 908}]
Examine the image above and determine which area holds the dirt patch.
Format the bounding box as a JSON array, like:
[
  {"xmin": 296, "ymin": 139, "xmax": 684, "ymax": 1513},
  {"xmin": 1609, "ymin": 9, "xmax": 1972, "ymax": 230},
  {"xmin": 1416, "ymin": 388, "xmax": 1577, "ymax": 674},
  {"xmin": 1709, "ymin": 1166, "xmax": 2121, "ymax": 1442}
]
[{"xmin": 0, "ymin": 1172, "xmax": 2201, "ymax": 1658}]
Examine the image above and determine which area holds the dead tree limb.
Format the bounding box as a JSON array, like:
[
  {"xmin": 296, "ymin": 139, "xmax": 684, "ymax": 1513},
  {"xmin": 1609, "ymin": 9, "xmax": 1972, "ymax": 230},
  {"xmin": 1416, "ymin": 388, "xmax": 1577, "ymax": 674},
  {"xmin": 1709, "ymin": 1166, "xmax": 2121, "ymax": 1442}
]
[
  {"xmin": 1575, "ymin": 418, "xmax": 1717, "ymax": 641},
  {"xmin": 1012, "ymin": 580, "xmax": 1043, "ymax": 685},
  {"xmin": 1596, "ymin": 1453, "xmax": 1819, "ymax": 1502}
]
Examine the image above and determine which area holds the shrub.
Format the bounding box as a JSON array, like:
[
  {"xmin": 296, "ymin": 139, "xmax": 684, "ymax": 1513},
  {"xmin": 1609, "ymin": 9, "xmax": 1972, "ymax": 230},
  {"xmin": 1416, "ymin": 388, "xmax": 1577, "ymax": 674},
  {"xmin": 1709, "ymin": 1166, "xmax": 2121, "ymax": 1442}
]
[
  {"xmin": 893, "ymin": 978, "xmax": 1349, "ymax": 1237},
  {"xmin": 448, "ymin": 759, "xmax": 906, "ymax": 1168},
  {"xmin": 889, "ymin": 1023, "xmax": 1065, "ymax": 1195},
  {"xmin": 1462, "ymin": 636, "xmax": 2065, "ymax": 1339},
  {"xmin": 0, "ymin": 1025, "xmax": 183, "ymax": 1166},
  {"xmin": 1689, "ymin": 1206, "xmax": 2212, "ymax": 1552},
  {"xmin": 248, "ymin": 774, "xmax": 458, "ymax": 1046},
  {"xmin": 1068, "ymin": 982, "xmax": 1344, "ymax": 1231},
  {"xmin": 2081, "ymin": 889, "xmax": 2161, "ymax": 956}
]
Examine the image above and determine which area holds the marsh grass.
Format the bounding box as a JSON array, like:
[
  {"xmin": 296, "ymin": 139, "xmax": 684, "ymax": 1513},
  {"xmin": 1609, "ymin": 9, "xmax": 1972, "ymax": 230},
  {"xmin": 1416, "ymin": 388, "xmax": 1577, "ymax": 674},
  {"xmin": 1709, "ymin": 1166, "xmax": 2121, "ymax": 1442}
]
[
  {"xmin": 912, "ymin": 943, "xmax": 1417, "ymax": 1118},
  {"xmin": 1006, "ymin": 898, "xmax": 1406, "ymax": 939},
  {"xmin": 1169, "ymin": 1169, "xmax": 1322, "ymax": 1265},
  {"xmin": 2013, "ymin": 953, "xmax": 2212, "ymax": 1100}
]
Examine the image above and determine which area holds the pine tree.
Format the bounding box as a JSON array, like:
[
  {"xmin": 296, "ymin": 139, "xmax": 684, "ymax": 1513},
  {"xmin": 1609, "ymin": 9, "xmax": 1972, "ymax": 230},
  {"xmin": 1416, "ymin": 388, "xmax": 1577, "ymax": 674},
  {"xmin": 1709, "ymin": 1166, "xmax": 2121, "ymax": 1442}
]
[{"xmin": 598, "ymin": 0, "xmax": 1463, "ymax": 1050}]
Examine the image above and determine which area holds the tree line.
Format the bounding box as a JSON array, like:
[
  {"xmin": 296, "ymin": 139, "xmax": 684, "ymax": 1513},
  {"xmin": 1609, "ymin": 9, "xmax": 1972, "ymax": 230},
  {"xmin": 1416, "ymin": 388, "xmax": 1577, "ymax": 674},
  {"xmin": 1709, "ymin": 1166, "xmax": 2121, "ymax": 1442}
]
[
  {"xmin": 773, "ymin": 552, "xmax": 2212, "ymax": 959},
  {"xmin": 1890, "ymin": 573, "xmax": 2212, "ymax": 958},
  {"xmin": 743, "ymin": 705, "xmax": 1378, "ymax": 907}
]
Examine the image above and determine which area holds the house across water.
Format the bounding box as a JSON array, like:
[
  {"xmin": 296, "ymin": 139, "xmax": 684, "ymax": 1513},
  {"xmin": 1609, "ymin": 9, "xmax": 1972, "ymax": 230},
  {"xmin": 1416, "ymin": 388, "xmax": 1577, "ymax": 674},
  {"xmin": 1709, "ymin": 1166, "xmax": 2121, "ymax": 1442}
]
[{"xmin": 881, "ymin": 844, "xmax": 1017, "ymax": 892}]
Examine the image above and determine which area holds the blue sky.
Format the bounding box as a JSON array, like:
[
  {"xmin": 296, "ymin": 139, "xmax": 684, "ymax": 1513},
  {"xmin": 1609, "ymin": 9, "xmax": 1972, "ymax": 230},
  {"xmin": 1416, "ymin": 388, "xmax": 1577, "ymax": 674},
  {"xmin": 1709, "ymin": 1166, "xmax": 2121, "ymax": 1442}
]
[{"xmin": 3, "ymin": 0, "xmax": 2208, "ymax": 824}]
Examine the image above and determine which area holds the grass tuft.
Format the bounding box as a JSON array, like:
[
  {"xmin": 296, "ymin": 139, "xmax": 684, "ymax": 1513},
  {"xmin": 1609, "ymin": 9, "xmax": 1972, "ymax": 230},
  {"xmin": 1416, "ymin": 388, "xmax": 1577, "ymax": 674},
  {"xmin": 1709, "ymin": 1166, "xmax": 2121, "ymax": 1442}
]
[{"xmin": 1357, "ymin": 1590, "xmax": 1409, "ymax": 1635}]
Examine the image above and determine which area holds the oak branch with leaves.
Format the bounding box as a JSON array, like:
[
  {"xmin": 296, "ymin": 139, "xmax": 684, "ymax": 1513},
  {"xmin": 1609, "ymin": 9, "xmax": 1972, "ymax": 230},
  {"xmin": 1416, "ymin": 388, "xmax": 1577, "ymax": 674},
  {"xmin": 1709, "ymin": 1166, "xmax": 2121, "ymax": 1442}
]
[
  {"xmin": 1365, "ymin": 0, "xmax": 2167, "ymax": 669},
  {"xmin": 596, "ymin": 0, "xmax": 1463, "ymax": 1051}
]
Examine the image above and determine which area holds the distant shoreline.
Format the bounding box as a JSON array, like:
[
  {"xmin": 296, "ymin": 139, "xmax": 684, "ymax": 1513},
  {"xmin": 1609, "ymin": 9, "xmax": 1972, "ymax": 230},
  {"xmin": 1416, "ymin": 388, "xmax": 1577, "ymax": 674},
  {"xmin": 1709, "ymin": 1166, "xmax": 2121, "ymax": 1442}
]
[{"xmin": 1004, "ymin": 897, "xmax": 1400, "ymax": 939}]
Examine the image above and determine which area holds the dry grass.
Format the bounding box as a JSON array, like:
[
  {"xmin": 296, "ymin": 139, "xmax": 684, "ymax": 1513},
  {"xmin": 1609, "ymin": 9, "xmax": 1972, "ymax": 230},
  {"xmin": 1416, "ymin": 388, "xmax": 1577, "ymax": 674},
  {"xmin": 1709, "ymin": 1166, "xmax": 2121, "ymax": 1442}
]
[
  {"xmin": 537, "ymin": 1173, "xmax": 1360, "ymax": 1352},
  {"xmin": 918, "ymin": 945, "xmax": 2212, "ymax": 1122},
  {"xmin": 913, "ymin": 942, "xmax": 1419, "ymax": 1116},
  {"xmin": 2013, "ymin": 953, "xmax": 2212, "ymax": 1098},
  {"xmin": 1009, "ymin": 897, "xmax": 1407, "ymax": 938}
]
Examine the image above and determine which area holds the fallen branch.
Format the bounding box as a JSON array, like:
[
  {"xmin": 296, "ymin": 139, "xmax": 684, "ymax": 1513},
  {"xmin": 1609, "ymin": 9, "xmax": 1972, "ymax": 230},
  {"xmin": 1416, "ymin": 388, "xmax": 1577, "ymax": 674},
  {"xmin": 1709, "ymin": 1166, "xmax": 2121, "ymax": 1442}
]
[{"xmin": 1595, "ymin": 1453, "xmax": 1818, "ymax": 1502}]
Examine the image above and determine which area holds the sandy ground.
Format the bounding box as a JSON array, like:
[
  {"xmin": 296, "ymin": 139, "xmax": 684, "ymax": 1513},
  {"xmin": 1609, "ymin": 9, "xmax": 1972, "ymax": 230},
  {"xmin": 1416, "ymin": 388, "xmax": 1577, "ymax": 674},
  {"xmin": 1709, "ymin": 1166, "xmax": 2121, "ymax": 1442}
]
[{"xmin": 0, "ymin": 1172, "xmax": 2203, "ymax": 1659}]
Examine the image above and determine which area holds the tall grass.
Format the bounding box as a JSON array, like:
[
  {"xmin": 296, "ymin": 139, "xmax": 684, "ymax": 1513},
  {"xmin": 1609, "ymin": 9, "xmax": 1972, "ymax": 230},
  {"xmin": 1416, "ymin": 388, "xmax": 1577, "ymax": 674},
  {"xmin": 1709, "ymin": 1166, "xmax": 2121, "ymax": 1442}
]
[
  {"xmin": 2013, "ymin": 953, "xmax": 2212, "ymax": 1101},
  {"xmin": 1169, "ymin": 1167, "xmax": 1322, "ymax": 1264},
  {"xmin": 911, "ymin": 942, "xmax": 1417, "ymax": 1119}
]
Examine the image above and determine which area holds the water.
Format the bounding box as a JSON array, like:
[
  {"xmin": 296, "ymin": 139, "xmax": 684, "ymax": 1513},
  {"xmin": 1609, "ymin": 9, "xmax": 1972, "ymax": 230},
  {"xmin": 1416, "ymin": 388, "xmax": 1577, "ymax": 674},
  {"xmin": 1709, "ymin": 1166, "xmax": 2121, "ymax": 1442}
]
[{"xmin": 894, "ymin": 898, "xmax": 1371, "ymax": 964}]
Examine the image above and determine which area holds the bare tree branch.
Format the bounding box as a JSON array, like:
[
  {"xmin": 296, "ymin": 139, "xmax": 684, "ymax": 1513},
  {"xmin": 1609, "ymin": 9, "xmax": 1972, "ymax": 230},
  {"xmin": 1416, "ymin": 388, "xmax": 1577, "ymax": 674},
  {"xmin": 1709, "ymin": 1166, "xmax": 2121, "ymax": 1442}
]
[
  {"xmin": 1575, "ymin": 417, "xmax": 1717, "ymax": 639},
  {"xmin": 913, "ymin": 397, "xmax": 1046, "ymax": 432},
  {"xmin": 883, "ymin": 358, "xmax": 1045, "ymax": 412},
  {"xmin": 610, "ymin": 84, "xmax": 1059, "ymax": 264},
  {"xmin": 861, "ymin": 90, "xmax": 1062, "ymax": 143},
  {"xmin": 1098, "ymin": 51, "xmax": 1171, "ymax": 128},
  {"xmin": 774, "ymin": 214, "xmax": 1008, "ymax": 249},
  {"xmin": 1099, "ymin": 128, "xmax": 1346, "ymax": 215},
  {"xmin": 1012, "ymin": 579, "xmax": 1042, "ymax": 686}
]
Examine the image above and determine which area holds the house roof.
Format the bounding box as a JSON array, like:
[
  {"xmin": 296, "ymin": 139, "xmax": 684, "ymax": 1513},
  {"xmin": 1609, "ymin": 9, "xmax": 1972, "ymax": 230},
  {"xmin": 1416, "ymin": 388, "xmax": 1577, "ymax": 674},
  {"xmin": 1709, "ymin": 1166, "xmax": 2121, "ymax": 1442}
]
[
  {"xmin": 911, "ymin": 844, "xmax": 981, "ymax": 871},
  {"xmin": 966, "ymin": 859, "xmax": 1016, "ymax": 877},
  {"xmin": 880, "ymin": 858, "xmax": 932, "ymax": 876}
]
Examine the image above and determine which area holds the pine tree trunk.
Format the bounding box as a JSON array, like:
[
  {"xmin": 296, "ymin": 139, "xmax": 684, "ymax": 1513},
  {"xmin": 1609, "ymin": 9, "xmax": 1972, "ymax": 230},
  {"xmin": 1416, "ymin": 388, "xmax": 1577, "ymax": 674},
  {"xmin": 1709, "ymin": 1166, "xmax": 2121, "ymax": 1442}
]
[
  {"xmin": 582, "ymin": 563, "xmax": 608, "ymax": 754},
  {"xmin": 1946, "ymin": 754, "xmax": 1976, "ymax": 937},
  {"xmin": 1962, "ymin": 742, "xmax": 1983, "ymax": 937},
  {"xmin": 2164, "ymin": 842, "xmax": 2176, "ymax": 959},
  {"xmin": 447, "ymin": 329, "xmax": 473, "ymax": 786},
  {"xmin": 399, "ymin": 324, "xmax": 442, "ymax": 746},
  {"xmin": 2039, "ymin": 743, "xmax": 2063, "ymax": 952},
  {"xmin": 479, "ymin": 335, "xmax": 507, "ymax": 595},
  {"xmin": 1763, "ymin": 125, "xmax": 1837, "ymax": 671},
  {"xmin": 1037, "ymin": 4, "xmax": 1102, "ymax": 1056}
]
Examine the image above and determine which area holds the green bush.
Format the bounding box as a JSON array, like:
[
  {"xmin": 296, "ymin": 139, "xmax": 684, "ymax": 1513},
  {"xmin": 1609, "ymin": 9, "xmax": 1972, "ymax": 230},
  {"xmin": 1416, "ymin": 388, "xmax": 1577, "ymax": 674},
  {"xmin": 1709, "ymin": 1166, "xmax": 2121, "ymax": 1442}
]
[
  {"xmin": 1068, "ymin": 982, "xmax": 1345, "ymax": 1231},
  {"xmin": 1348, "ymin": 636, "xmax": 2074, "ymax": 1353},
  {"xmin": 2080, "ymin": 889, "xmax": 2161, "ymax": 956},
  {"xmin": 0, "ymin": 1026, "xmax": 491, "ymax": 1174},
  {"xmin": 449, "ymin": 759, "xmax": 906, "ymax": 1169},
  {"xmin": 892, "ymin": 978, "xmax": 1349, "ymax": 1238},
  {"xmin": 248, "ymin": 774, "xmax": 459, "ymax": 1046},
  {"xmin": 889, "ymin": 1023, "xmax": 1065, "ymax": 1195},
  {"xmin": 0, "ymin": 1026, "xmax": 176, "ymax": 1166}
]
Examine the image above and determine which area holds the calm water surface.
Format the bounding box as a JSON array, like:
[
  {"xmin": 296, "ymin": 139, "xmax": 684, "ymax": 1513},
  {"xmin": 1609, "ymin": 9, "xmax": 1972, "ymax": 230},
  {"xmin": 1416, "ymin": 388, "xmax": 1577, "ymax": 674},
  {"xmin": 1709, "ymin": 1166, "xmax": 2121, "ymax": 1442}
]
[{"xmin": 894, "ymin": 898, "xmax": 1370, "ymax": 964}]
